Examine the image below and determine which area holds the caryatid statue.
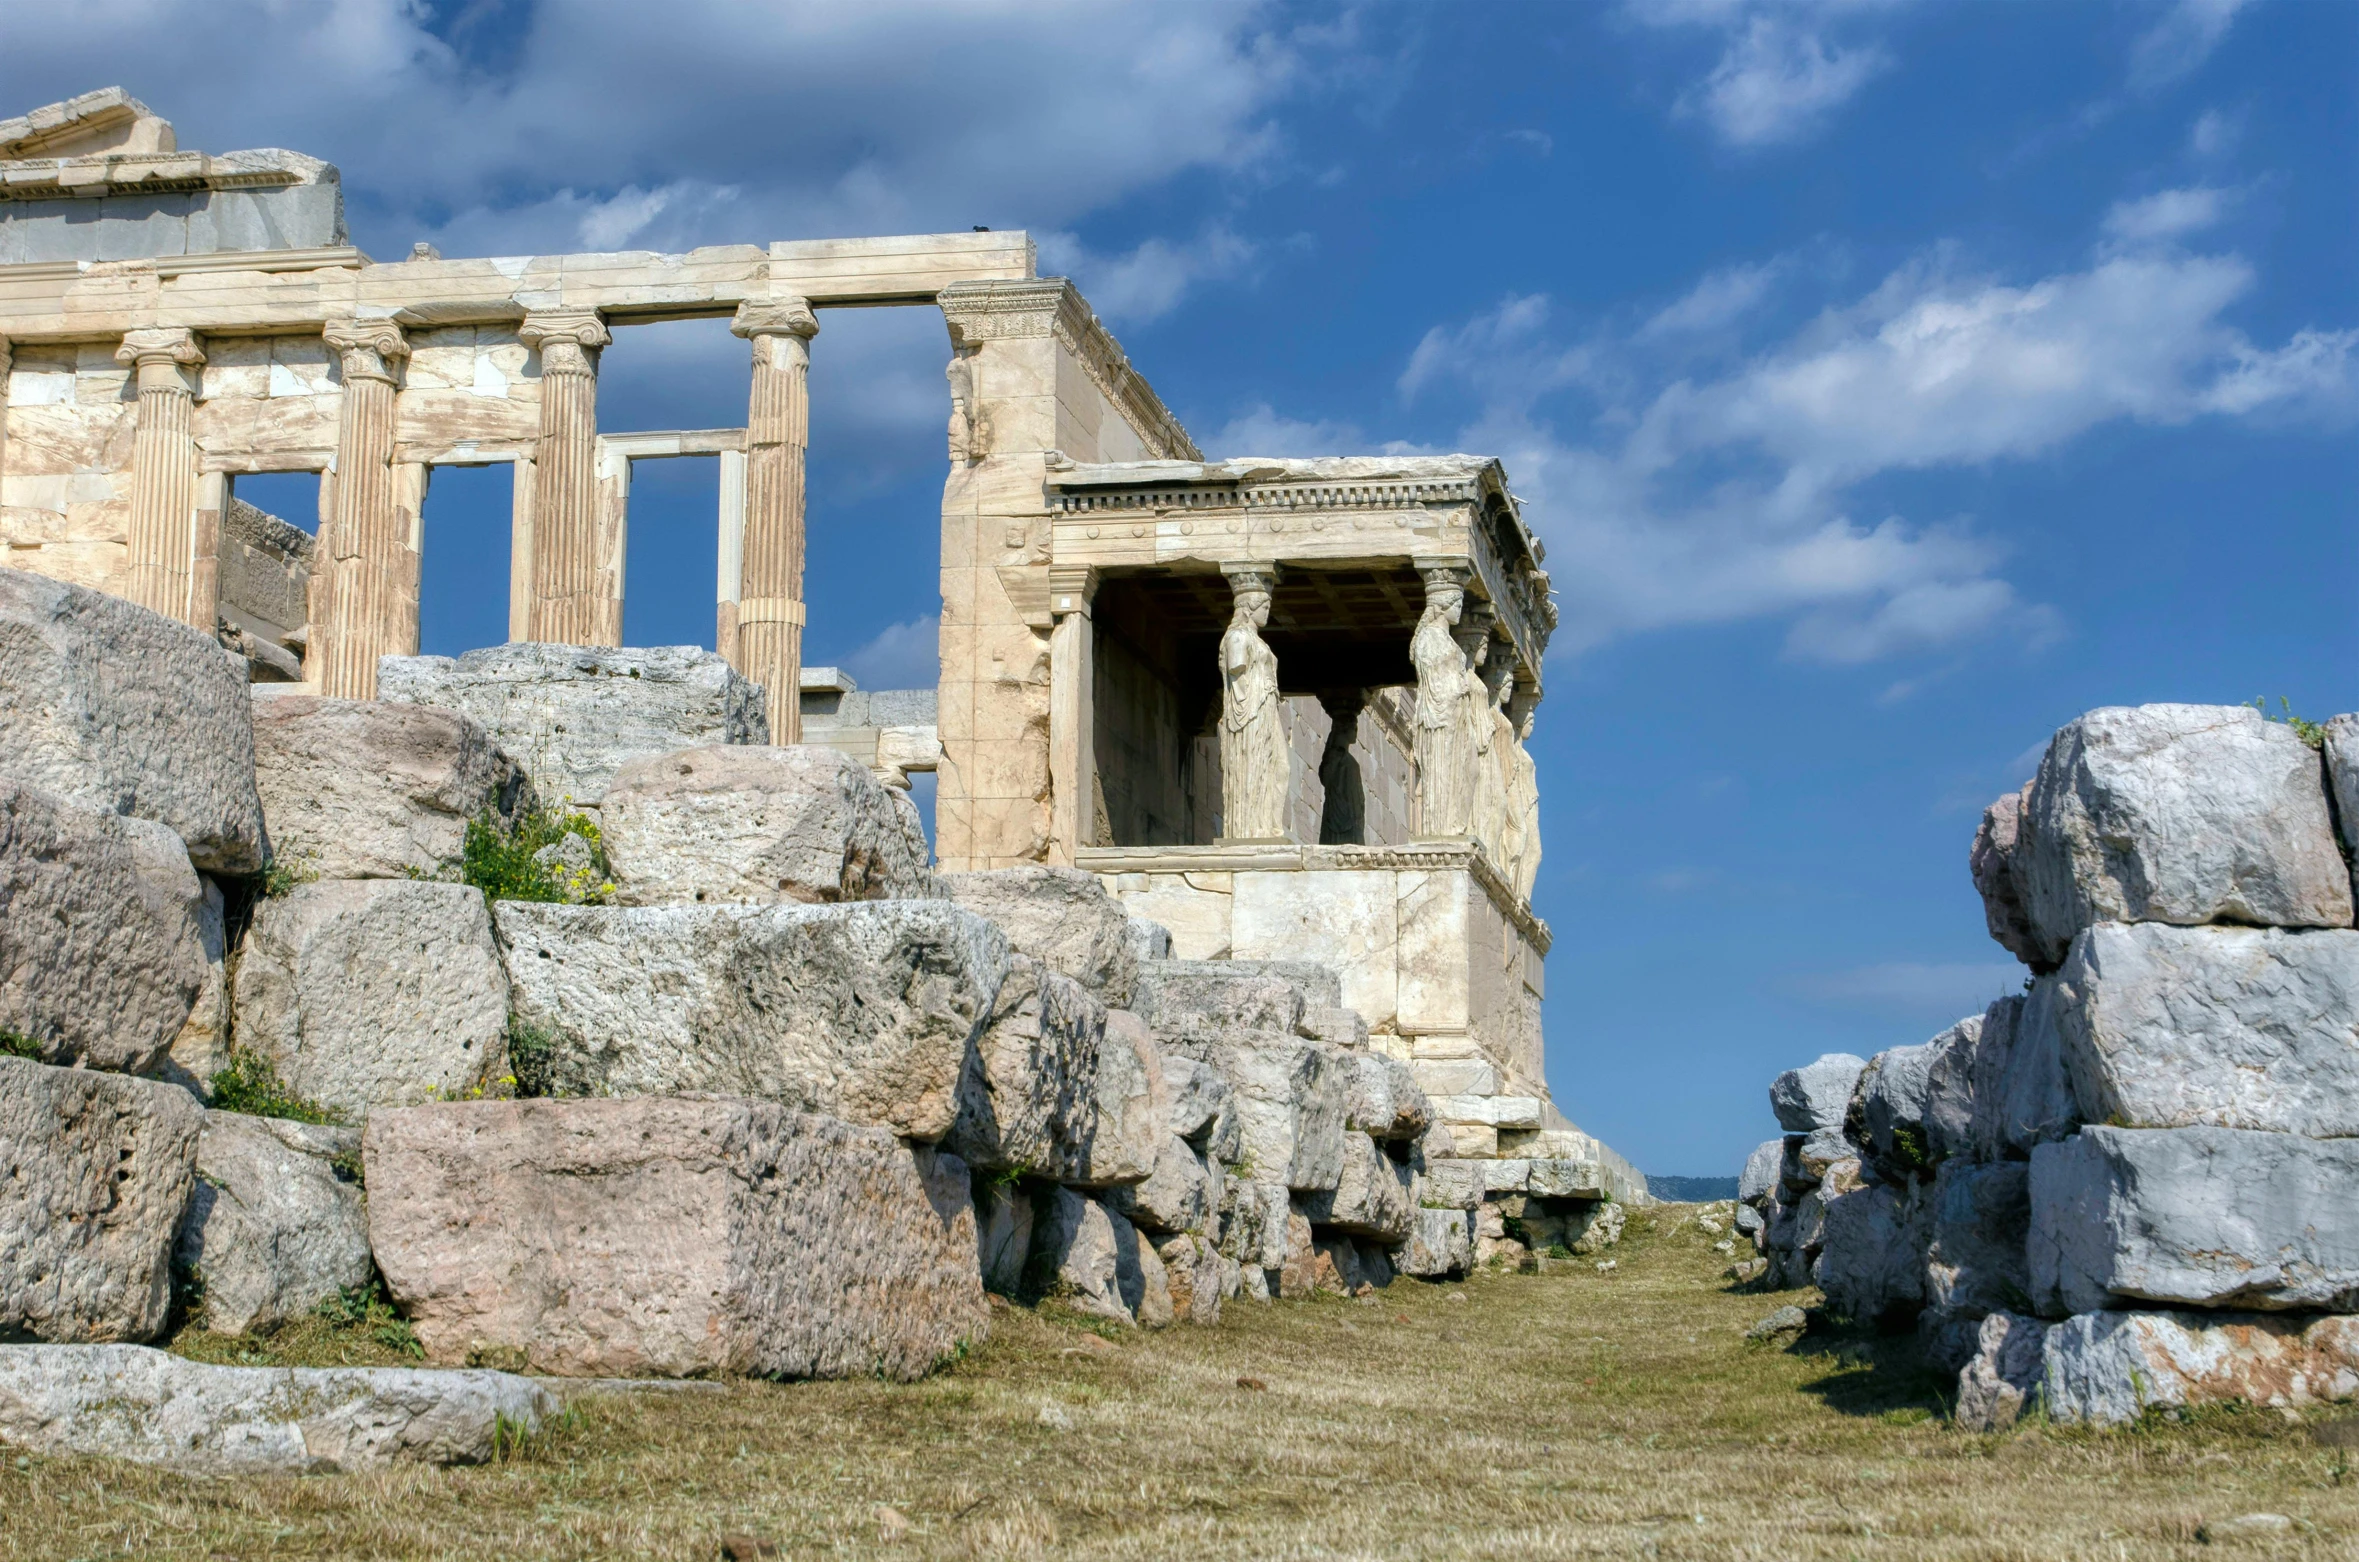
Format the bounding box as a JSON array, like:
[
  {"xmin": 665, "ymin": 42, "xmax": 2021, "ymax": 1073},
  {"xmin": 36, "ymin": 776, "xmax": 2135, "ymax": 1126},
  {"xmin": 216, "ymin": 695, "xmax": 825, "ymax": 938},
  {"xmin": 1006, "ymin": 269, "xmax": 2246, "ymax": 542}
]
[
  {"xmin": 1218, "ymin": 568, "xmax": 1291, "ymax": 840},
  {"xmin": 1412, "ymin": 567, "xmax": 1480, "ymax": 838},
  {"xmin": 1481, "ymin": 647, "xmax": 1520, "ymax": 872},
  {"xmin": 1506, "ymin": 683, "xmax": 1543, "ymax": 902},
  {"xmin": 1453, "ymin": 603, "xmax": 1500, "ymax": 850}
]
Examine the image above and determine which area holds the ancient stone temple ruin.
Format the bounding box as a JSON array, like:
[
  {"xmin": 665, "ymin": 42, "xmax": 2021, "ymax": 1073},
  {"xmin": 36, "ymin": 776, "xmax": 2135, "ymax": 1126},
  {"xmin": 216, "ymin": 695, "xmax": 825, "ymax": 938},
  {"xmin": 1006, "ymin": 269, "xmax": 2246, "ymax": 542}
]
[{"xmin": 0, "ymin": 88, "xmax": 1637, "ymax": 1468}]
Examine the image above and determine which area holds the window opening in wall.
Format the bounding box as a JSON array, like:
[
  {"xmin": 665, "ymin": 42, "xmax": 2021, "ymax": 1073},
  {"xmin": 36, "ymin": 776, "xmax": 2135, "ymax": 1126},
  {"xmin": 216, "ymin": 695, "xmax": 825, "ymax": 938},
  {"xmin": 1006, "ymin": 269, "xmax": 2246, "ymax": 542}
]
[
  {"xmin": 619, "ymin": 455, "xmax": 722, "ymax": 650},
  {"xmin": 416, "ymin": 463, "xmax": 512, "ymax": 658},
  {"xmin": 218, "ymin": 470, "xmax": 322, "ymax": 680},
  {"xmin": 229, "ymin": 469, "xmax": 322, "ymax": 536}
]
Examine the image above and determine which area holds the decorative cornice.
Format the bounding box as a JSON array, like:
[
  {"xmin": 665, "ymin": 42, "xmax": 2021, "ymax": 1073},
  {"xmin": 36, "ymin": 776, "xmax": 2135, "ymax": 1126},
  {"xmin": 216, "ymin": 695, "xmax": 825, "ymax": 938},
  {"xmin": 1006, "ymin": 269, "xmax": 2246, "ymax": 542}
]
[
  {"xmin": 937, "ymin": 278, "xmax": 1200, "ymax": 462},
  {"xmin": 732, "ymin": 298, "xmax": 818, "ymax": 340},
  {"xmin": 115, "ymin": 325, "xmax": 203, "ymax": 368}
]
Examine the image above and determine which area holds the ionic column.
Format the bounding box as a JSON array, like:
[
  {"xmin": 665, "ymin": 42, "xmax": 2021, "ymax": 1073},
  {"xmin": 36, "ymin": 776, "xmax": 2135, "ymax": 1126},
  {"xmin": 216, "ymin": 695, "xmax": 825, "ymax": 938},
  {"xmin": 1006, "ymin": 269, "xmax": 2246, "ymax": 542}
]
[
  {"xmin": 1047, "ymin": 565, "xmax": 1100, "ymax": 864},
  {"xmin": 731, "ymin": 298, "xmax": 819, "ymax": 742},
  {"xmin": 317, "ymin": 318, "xmax": 410, "ymax": 698},
  {"xmin": 116, "ymin": 327, "xmax": 206, "ymax": 624},
  {"xmin": 518, "ymin": 310, "xmax": 611, "ymax": 646}
]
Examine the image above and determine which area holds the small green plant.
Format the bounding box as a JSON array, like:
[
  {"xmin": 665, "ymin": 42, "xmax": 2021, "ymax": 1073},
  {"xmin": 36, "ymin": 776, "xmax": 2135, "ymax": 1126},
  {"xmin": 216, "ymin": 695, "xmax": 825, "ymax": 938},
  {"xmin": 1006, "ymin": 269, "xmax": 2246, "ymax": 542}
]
[
  {"xmin": 209, "ymin": 1048, "xmax": 345, "ymax": 1126},
  {"xmin": 315, "ymin": 1280, "xmax": 422, "ymax": 1359},
  {"xmin": 329, "ymin": 1149, "xmax": 365, "ymax": 1186},
  {"xmin": 506, "ymin": 1019, "xmax": 557, "ymax": 1099},
  {"xmin": 2250, "ymin": 696, "xmax": 2326, "ymax": 751},
  {"xmin": 447, "ymin": 802, "xmax": 615, "ymax": 905},
  {"xmin": 260, "ymin": 854, "xmax": 318, "ymax": 898},
  {"xmin": 0, "ymin": 1029, "xmax": 42, "ymax": 1061},
  {"xmin": 1889, "ymin": 1123, "xmax": 1933, "ymax": 1174}
]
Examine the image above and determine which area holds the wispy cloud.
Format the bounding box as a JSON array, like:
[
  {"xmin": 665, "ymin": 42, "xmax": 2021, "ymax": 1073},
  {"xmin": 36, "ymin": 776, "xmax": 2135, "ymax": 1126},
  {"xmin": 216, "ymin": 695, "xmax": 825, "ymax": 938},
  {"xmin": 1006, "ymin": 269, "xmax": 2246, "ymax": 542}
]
[
  {"xmin": 2130, "ymin": 0, "xmax": 2259, "ymax": 91},
  {"xmin": 2101, "ymin": 185, "xmax": 2231, "ymax": 246},
  {"xmin": 832, "ymin": 614, "xmax": 941, "ymax": 691},
  {"xmin": 1628, "ymin": 0, "xmax": 1910, "ymax": 148},
  {"xmin": 1036, "ymin": 225, "xmax": 1259, "ymax": 324}
]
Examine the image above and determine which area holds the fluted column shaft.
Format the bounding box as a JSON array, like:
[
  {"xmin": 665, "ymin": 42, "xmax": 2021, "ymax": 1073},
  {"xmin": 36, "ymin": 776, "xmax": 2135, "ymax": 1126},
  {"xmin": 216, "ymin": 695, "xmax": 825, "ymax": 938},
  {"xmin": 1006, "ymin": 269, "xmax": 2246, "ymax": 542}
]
[
  {"xmin": 318, "ymin": 320, "xmax": 410, "ymax": 698},
  {"xmin": 117, "ymin": 328, "xmax": 206, "ymax": 624},
  {"xmin": 732, "ymin": 298, "xmax": 818, "ymax": 742},
  {"xmin": 519, "ymin": 310, "xmax": 612, "ymax": 646}
]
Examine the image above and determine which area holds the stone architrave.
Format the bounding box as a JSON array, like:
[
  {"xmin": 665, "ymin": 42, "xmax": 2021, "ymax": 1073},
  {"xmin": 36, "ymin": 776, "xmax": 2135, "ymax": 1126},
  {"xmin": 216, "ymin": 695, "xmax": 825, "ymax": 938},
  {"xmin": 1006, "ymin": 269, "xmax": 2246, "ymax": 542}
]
[
  {"xmin": 1315, "ymin": 688, "xmax": 1367, "ymax": 845},
  {"xmin": 316, "ymin": 319, "xmax": 411, "ymax": 699},
  {"xmin": 1411, "ymin": 565, "xmax": 1477, "ymax": 837},
  {"xmin": 1217, "ymin": 565, "xmax": 1288, "ymax": 841},
  {"xmin": 365, "ymin": 1098, "xmax": 986, "ymax": 1380},
  {"xmin": 0, "ymin": 1058, "xmax": 202, "ymax": 1343},
  {"xmin": 729, "ymin": 298, "xmax": 819, "ymax": 736},
  {"xmin": 516, "ymin": 310, "xmax": 613, "ymax": 646},
  {"xmin": 115, "ymin": 326, "xmax": 206, "ymax": 625}
]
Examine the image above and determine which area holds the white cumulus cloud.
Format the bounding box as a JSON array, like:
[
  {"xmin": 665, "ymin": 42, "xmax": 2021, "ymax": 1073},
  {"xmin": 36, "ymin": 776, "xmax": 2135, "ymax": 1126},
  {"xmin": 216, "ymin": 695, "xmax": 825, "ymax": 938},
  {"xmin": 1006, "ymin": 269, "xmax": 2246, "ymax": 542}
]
[{"xmin": 1628, "ymin": 0, "xmax": 1910, "ymax": 148}]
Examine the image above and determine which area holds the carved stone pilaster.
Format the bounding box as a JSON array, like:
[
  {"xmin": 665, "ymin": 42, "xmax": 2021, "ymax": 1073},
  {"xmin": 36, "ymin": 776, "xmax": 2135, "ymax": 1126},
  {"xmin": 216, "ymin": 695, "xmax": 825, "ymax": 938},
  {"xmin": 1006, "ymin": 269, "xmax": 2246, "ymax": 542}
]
[
  {"xmin": 116, "ymin": 327, "xmax": 206, "ymax": 624},
  {"xmin": 1047, "ymin": 565, "xmax": 1100, "ymax": 862},
  {"xmin": 519, "ymin": 310, "xmax": 612, "ymax": 646},
  {"xmin": 730, "ymin": 298, "xmax": 818, "ymax": 739},
  {"xmin": 318, "ymin": 318, "xmax": 411, "ymax": 697}
]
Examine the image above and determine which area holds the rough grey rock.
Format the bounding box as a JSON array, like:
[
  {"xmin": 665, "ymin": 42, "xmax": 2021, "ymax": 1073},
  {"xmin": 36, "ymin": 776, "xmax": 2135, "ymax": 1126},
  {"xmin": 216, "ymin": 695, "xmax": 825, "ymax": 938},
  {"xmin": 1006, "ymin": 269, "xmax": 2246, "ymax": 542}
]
[
  {"xmin": 2018, "ymin": 704, "xmax": 2352, "ymax": 966},
  {"xmin": 601, "ymin": 745, "xmax": 934, "ymax": 909},
  {"xmin": 1300, "ymin": 1006, "xmax": 1369, "ymax": 1049},
  {"xmin": 1125, "ymin": 917, "xmax": 1173, "ymax": 965},
  {"xmin": 2030, "ymin": 1126, "xmax": 2359, "ymax": 1314},
  {"xmin": 1972, "ymin": 785, "xmax": 2043, "ymax": 969},
  {"xmin": 0, "ymin": 569, "xmax": 267, "ymax": 873},
  {"xmin": 1739, "ymin": 1139, "xmax": 1784, "ymax": 1204},
  {"xmin": 1130, "ymin": 961, "xmax": 1307, "ymax": 1040},
  {"xmin": 1161, "ymin": 1053, "xmax": 1240, "ymax": 1160},
  {"xmin": 1967, "ymin": 988, "xmax": 2081, "ymax": 1161},
  {"xmin": 941, "ymin": 867, "xmax": 1137, "ymax": 1007},
  {"xmin": 948, "ymin": 964, "xmax": 1157, "ymax": 1187},
  {"xmin": 1814, "ymin": 1180, "xmax": 1932, "ymax": 1327},
  {"xmin": 0, "ymin": 1345, "xmax": 556, "ymax": 1473},
  {"xmin": 234, "ymin": 881, "xmax": 510, "ymax": 1118},
  {"xmin": 1847, "ymin": 1036, "xmax": 1946, "ymax": 1179},
  {"xmin": 2325, "ymin": 714, "xmax": 2359, "ymax": 865},
  {"xmin": 1770, "ymin": 1054, "xmax": 1867, "ymax": 1133},
  {"xmin": 163, "ymin": 876, "xmax": 232, "ymax": 1094},
  {"xmin": 0, "ymin": 1059, "xmax": 201, "ymax": 1342},
  {"xmin": 2039, "ymin": 1310, "xmax": 2359, "ymax": 1428},
  {"xmin": 378, "ymin": 643, "xmax": 765, "ymax": 805},
  {"xmin": 366, "ymin": 1098, "xmax": 984, "ymax": 1378},
  {"xmin": 1106, "ymin": 1134, "xmax": 1217, "ymax": 1236},
  {"xmin": 1921, "ymin": 1012, "xmax": 1985, "ymax": 1164},
  {"xmin": 1337, "ymin": 1051, "xmax": 1432, "ymax": 1143},
  {"xmin": 2052, "ymin": 922, "xmax": 2359, "ymax": 1138},
  {"xmin": 1219, "ymin": 1180, "xmax": 1292, "ymax": 1273},
  {"xmin": 1796, "ymin": 1126, "xmax": 1857, "ymax": 1179},
  {"xmin": 1164, "ymin": 1031, "xmax": 1347, "ymax": 1192},
  {"xmin": 1030, "ymin": 1185, "xmax": 1130, "ymax": 1323},
  {"xmin": 1568, "ymin": 1201, "xmax": 1626, "ymax": 1255},
  {"xmin": 0, "ymin": 783, "xmax": 208, "ymax": 1072},
  {"xmin": 1924, "ymin": 1160, "xmax": 2032, "ymax": 1322},
  {"xmin": 250, "ymin": 697, "xmax": 534, "ymax": 880},
  {"xmin": 1298, "ymin": 1133, "xmax": 1414, "ymax": 1243},
  {"xmin": 1157, "ymin": 1233, "xmax": 1226, "ymax": 1325},
  {"xmin": 498, "ymin": 899, "xmax": 1008, "ymax": 1142},
  {"xmin": 1746, "ymin": 1305, "xmax": 1809, "ymax": 1346},
  {"xmin": 1954, "ymin": 1311, "xmax": 2049, "ymax": 1432},
  {"xmin": 1395, "ymin": 1207, "xmax": 1471, "ymax": 1278},
  {"xmin": 974, "ymin": 1180, "xmax": 1035, "ymax": 1297},
  {"xmin": 1112, "ymin": 1208, "xmax": 1173, "ymax": 1328},
  {"xmin": 174, "ymin": 1113, "xmax": 372, "ymax": 1338}
]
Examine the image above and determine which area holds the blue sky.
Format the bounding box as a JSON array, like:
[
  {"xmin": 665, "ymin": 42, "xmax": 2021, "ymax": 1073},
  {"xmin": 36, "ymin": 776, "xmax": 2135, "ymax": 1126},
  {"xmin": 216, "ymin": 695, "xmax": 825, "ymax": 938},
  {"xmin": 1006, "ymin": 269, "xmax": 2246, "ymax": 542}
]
[{"xmin": 9, "ymin": 0, "xmax": 2351, "ymax": 1175}]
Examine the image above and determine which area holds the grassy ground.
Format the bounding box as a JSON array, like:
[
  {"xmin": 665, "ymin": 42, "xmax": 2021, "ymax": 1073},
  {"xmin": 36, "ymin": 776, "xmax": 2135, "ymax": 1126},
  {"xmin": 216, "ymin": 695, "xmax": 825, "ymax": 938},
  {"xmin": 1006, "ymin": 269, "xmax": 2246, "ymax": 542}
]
[{"xmin": 7, "ymin": 1203, "xmax": 2356, "ymax": 1559}]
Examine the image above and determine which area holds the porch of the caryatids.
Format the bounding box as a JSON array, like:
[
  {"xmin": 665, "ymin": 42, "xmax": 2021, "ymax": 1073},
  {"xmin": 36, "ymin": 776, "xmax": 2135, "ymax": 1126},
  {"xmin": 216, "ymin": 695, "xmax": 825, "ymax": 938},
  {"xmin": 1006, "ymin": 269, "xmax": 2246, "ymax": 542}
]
[{"xmin": 1218, "ymin": 563, "xmax": 1290, "ymax": 842}]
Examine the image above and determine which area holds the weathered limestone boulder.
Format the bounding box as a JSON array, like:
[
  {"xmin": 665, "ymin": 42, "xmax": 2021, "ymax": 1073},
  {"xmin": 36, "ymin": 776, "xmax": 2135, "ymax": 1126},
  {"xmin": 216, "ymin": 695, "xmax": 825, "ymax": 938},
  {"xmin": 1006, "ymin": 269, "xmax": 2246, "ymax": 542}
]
[
  {"xmin": 164, "ymin": 877, "xmax": 231, "ymax": 1092},
  {"xmin": 1299, "ymin": 1132, "xmax": 1414, "ymax": 1243},
  {"xmin": 1126, "ymin": 916, "xmax": 1173, "ymax": 965},
  {"xmin": 1971, "ymin": 785, "xmax": 2043, "ymax": 969},
  {"xmin": 947, "ymin": 962, "xmax": 1157, "ymax": 1185},
  {"xmin": 0, "ymin": 783, "xmax": 208, "ymax": 1072},
  {"xmin": 365, "ymin": 1098, "xmax": 984, "ymax": 1379},
  {"xmin": 1114, "ymin": 1212, "xmax": 1174, "ymax": 1328},
  {"xmin": 1162, "ymin": 1053, "xmax": 1241, "ymax": 1161},
  {"xmin": 2018, "ymin": 704, "xmax": 2351, "ymax": 966},
  {"xmin": 1165, "ymin": 1031, "xmax": 1347, "ymax": 1192},
  {"xmin": 1770, "ymin": 1054, "xmax": 1866, "ymax": 1133},
  {"xmin": 1954, "ymin": 1311, "xmax": 2050, "ymax": 1432},
  {"xmin": 1131, "ymin": 961, "xmax": 1306, "ymax": 1040},
  {"xmin": 1028, "ymin": 1185, "xmax": 1130, "ymax": 1323},
  {"xmin": 1338, "ymin": 1051, "xmax": 1433, "ymax": 1142},
  {"xmin": 174, "ymin": 1113, "xmax": 371, "ymax": 1337},
  {"xmin": 1568, "ymin": 1199, "xmax": 1626, "ymax": 1255},
  {"xmin": 250, "ymin": 697, "xmax": 534, "ymax": 880},
  {"xmin": 497, "ymin": 900, "xmax": 1008, "ymax": 1141},
  {"xmin": 1923, "ymin": 1160, "xmax": 2031, "ymax": 1323},
  {"xmin": 2030, "ymin": 1126, "xmax": 2359, "ymax": 1314},
  {"xmin": 0, "ymin": 1345, "xmax": 556, "ymax": 1474},
  {"xmin": 1847, "ymin": 1036, "xmax": 1946, "ymax": 1179},
  {"xmin": 234, "ymin": 881, "xmax": 510, "ymax": 1118},
  {"xmin": 1220, "ymin": 1180, "xmax": 1292, "ymax": 1274},
  {"xmin": 1395, "ymin": 1207, "xmax": 1472, "ymax": 1278},
  {"xmin": 0, "ymin": 1059, "xmax": 201, "ymax": 1342},
  {"xmin": 941, "ymin": 867, "xmax": 1137, "ymax": 1007},
  {"xmin": 1955, "ymin": 989, "xmax": 2080, "ymax": 1162},
  {"xmin": 2039, "ymin": 1310, "xmax": 2359, "ymax": 1428},
  {"xmin": 378, "ymin": 643, "xmax": 765, "ymax": 804},
  {"xmin": 0, "ymin": 569, "xmax": 266, "ymax": 873},
  {"xmin": 2325, "ymin": 714, "xmax": 2359, "ymax": 863},
  {"xmin": 1301, "ymin": 1006, "xmax": 1370, "ymax": 1049},
  {"xmin": 601, "ymin": 745, "xmax": 934, "ymax": 908},
  {"xmin": 1814, "ymin": 1181, "xmax": 1931, "ymax": 1327},
  {"xmin": 1106, "ymin": 1135, "xmax": 1217, "ymax": 1235},
  {"xmin": 2052, "ymin": 922, "xmax": 2359, "ymax": 1138},
  {"xmin": 1739, "ymin": 1139, "xmax": 1783, "ymax": 1204},
  {"xmin": 974, "ymin": 1180, "xmax": 1034, "ymax": 1297},
  {"xmin": 1157, "ymin": 1233, "xmax": 1227, "ymax": 1325}
]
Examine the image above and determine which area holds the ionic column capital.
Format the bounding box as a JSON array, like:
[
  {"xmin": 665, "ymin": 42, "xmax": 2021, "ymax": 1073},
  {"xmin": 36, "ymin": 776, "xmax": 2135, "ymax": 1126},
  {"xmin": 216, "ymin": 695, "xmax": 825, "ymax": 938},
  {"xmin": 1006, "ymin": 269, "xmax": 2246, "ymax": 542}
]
[
  {"xmin": 519, "ymin": 310, "xmax": 611, "ymax": 376},
  {"xmin": 732, "ymin": 298, "xmax": 819, "ymax": 341},
  {"xmin": 116, "ymin": 326, "xmax": 205, "ymax": 371},
  {"xmin": 323, "ymin": 317, "xmax": 410, "ymax": 384}
]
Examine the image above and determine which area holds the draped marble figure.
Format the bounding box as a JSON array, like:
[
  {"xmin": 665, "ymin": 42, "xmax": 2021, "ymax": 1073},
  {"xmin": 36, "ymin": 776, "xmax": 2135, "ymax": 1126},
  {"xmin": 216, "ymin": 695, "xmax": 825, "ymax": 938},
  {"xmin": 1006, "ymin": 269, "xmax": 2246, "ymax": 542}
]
[
  {"xmin": 1454, "ymin": 615, "xmax": 1500, "ymax": 850},
  {"xmin": 1482, "ymin": 654, "xmax": 1520, "ymax": 873},
  {"xmin": 1219, "ymin": 580, "xmax": 1290, "ymax": 839},
  {"xmin": 1412, "ymin": 575, "xmax": 1478, "ymax": 837},
  {"xmin": 1507, "ymin": 690, "xmax": 1542, "ymax": 901}
]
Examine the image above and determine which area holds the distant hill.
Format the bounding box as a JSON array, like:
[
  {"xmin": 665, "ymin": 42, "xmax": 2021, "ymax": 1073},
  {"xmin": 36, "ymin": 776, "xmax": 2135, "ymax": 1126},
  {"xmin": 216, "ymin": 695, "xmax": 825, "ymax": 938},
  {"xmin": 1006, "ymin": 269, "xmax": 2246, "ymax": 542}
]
[{"xmin": 1646, "ymin": 1175, "xmax": 1738, "ymax": 1202}]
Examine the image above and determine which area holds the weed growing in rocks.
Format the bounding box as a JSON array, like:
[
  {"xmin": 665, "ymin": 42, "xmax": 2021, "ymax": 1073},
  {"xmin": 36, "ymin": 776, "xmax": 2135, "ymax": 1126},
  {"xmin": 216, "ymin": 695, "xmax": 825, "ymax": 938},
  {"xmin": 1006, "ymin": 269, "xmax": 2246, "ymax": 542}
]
[
  {"xmin": 505, "ymin": 1019, "xmax": 557, "ymax": 1099},
  {"xmin": 2251, "ymin": 695, "xmax": 2328, "ymax": 750},
  {"xmin": 0, "ymin": 1029, "xmax": 41, "ymax": 1061},
  {"xmin": 314, "ymin": 1280, "xmax": 424, "ymax": 1360},
  {"xmin": 433, "ymin": 802, "xmax": 616, "ymax": 905},
  {"xmin": 259, "ymin": 853, "xmax": 318, "ymax": 898},
  {"xmin": 207, "ymin": 1047, "xmax": 343, "ymax": 1125}
]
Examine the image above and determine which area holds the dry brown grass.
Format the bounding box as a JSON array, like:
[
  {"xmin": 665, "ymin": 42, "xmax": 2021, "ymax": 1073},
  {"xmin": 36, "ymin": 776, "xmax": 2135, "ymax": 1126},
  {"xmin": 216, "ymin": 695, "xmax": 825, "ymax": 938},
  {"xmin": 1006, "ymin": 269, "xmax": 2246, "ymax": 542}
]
[{"xmin": 7, "ymin": 1204, "xmax": 2356, "ymax": 1559}]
